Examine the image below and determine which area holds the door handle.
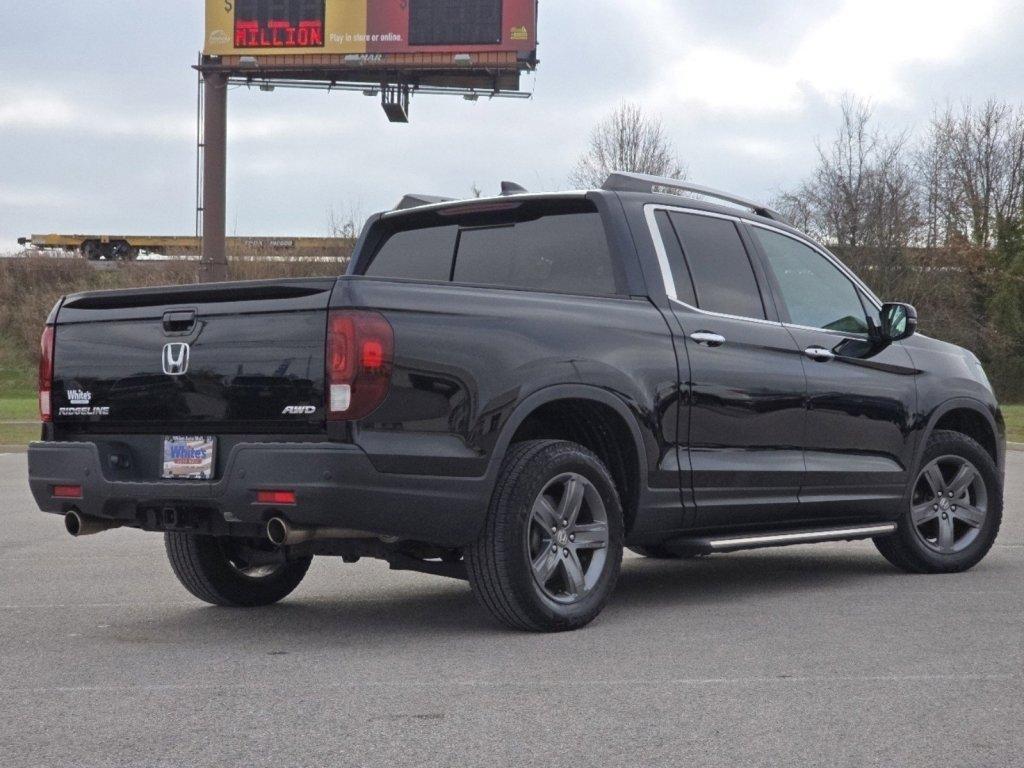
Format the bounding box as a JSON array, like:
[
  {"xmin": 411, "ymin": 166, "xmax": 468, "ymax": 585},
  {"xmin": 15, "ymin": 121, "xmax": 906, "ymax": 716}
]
[
  {"xmin": 690, "ymin": 332, "xmax": 726, "ymax": 348},
  {"xmin": 163, "ymin": 309, "xmax": 197, "ymax": 335},
  {"xmin": 804, "ymin": 346, "xmax": 836, "ymax": 362}
]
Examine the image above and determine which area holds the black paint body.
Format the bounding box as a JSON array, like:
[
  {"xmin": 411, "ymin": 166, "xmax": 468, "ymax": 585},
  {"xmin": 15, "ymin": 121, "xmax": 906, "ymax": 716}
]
[{"xmin": 29, "ymin": 190, "xmax": 1005, "ymax": 548}]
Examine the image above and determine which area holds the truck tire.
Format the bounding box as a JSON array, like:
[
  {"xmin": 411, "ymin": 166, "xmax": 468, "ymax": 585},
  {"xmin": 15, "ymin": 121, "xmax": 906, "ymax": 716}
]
[
  {"xmin": 165, "ymin": 532, "xmax": 312, "ymax": 607},
  {"xmin": 874, "ymin": 430, "xmax": 1002, "ymax": 574},
  {"xmin": 111, "ymin": 241, "xmax": 135, "ymax": 260},
  {"xmin": 465, "ymin": 440, "xmax": 624, "ymax": 632},
  {"xmin": 82, "ymin": 241, "xmax": 102, "ymax": 261}
]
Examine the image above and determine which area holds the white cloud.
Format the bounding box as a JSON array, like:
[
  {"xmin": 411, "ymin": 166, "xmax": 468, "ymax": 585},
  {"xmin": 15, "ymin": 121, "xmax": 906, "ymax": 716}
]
[
  {"xmin": 0, "ymin": 87, "xmax": 361, "ymax": 143},
  {"xmin": 0, "ymin": 88, "xmax": 193, "ymax": 140},
  {"xmin": 658, "ymin": 0, "xmax": 1003, "ymax": 113},
  {"xmin": 667, "ymin": 48, "xmax": 803, "ymax": 113},
  {"xmin": 0, "ymin": 95, "xmax": 76, "ymax": 129},
  {"xmin": 722, "ymin": 137, "xmax": 792, "ymax": 162}
]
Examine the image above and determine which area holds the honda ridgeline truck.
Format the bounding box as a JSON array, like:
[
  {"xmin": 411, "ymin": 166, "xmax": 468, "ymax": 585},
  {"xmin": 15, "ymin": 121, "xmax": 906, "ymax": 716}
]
[{"xmin": 28, "ymin": 173, "xmax": 1005, "ymax": 631}]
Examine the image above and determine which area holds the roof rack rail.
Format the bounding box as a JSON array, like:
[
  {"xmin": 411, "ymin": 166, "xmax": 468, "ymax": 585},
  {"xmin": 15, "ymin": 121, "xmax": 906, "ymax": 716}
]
[
  {"xmin": 601, "ymin": 172, "xmax": 787, "ymax": 223},
  {"xmin": 394, "ymin": 193, "xmax": 457, "ymax": 211}
]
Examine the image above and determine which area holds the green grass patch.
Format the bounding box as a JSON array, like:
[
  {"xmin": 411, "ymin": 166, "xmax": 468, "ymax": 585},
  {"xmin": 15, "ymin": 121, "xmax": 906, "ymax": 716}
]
[
  {"xmin": 0, "ymin": 396, "xmax": 36, "ymax": 420},
  {"xmin": 0, "ymin": 423, "xmax": 39, "ymax": 446},
  {"xmin": 1001, "ymin": 404, "xmax": 1024, "ymax": 444},
  {"xmin": 0, "ymin": 353, "xmax": 34, "ymax": 397}
]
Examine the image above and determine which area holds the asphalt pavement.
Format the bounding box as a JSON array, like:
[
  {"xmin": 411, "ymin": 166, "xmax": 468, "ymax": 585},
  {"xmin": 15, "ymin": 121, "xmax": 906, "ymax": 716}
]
[{"xmin": 1, "ymin": 451, "xmax": 1021, "ymax": 768}]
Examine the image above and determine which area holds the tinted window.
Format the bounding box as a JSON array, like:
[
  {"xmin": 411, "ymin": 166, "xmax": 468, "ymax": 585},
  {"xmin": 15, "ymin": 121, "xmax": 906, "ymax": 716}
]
[
  {"xmin": 754, "ymin": 228, "xmax": 869, "ymax": 334},
  {"xmin": 654, "ymin": 211, "xmax": 697, "ymax": 306},
  {"xmin": 365, "ymin": 225, "xmax": 457, "ymax": 281},
  {"xmin": 452, "ymin": 213, "xmax": 616, "ymax": 295},
  {"xmin": 668, "ymin": 212, "xmax": 765, "ymax": 319}
]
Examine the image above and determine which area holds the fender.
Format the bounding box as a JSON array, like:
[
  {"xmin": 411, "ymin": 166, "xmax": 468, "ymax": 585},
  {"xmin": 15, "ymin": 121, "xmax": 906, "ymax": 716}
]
[
  {"xmin": 483, "ymin": 383, "xmax": 651, "ymax": 492},
  {"xmin": 901, "ymin": 396, "xmax": 1004, "ymax": 510}
]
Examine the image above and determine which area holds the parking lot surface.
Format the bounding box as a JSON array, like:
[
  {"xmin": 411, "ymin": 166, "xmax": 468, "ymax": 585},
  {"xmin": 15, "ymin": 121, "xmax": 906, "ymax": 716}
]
[{"xmin": 1, "ymin": 451, "xmax": 1021, "ymax": 767}]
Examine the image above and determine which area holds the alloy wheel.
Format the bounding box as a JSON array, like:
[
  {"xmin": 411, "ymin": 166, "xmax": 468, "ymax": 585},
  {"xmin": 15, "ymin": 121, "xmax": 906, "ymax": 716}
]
[
  {"xmin": 910, "ymin": 455, "xmax": 988, "ymax": 555},
  {"xmin": 526, "ymin": 472, "xmax": 610, "ymax": 604}
]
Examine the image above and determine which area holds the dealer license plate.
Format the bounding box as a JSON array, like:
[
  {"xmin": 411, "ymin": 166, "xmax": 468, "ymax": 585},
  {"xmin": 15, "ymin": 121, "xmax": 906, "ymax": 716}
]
[{"xmin": 161, "ymin": 436, "xmax": 216, "ymax": 480}]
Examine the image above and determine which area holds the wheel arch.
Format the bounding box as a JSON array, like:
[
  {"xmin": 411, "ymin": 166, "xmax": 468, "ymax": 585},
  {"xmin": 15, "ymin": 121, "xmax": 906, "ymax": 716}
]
[
  {"xmin": 487, "ymin": 385, "xmax": 649, "ymax": 534},
  {"xmin": 919, "ymin": 398, "xmax": 1004, "ymax": 475}
]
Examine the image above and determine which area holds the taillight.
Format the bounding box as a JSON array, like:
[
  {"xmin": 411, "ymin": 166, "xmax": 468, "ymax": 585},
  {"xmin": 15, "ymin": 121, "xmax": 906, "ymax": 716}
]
[
  {"xmin": 326, "ymin": 310, "xmax": 394, "ymax": 421},
  {"xmin": 39, "ymin": 325, "xmax": 55, "ymax": 423}
]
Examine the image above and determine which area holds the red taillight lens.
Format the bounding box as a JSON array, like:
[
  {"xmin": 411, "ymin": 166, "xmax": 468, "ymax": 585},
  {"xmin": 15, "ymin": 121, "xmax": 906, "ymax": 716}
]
[
  {"xmin": 39, "ymin": 325, "xmax": 55, "ymax": 423},
  {"xmin": 52, "ymin": 485, "xmax": 82, "ymax": 499},
  {"xmin": 257, "ymin": 490, "xmax": 296, "ymax": 505},
  {"xmin": 326, "ymin": 310, "xmax": 394, "ymax": 421}
]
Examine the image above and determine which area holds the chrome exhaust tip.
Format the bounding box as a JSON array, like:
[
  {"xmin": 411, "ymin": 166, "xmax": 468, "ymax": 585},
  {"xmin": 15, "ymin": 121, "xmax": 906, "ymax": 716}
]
[
  {"xmin": 266, "ymin": 517, "xmax": 374, "ymax": 546},
  {"xmin": 65, "ymin": 510, "xmax": 121, "ymax": 537},
  {"xmin": 266, "ymin": 517, "xmax": 293, "ymax": 546}
]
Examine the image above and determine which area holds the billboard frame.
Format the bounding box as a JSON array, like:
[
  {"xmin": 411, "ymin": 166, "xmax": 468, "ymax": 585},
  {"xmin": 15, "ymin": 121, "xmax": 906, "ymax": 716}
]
[{"xmin": 194, "ymin": 1, "xmax": 539, "ymax": 281}]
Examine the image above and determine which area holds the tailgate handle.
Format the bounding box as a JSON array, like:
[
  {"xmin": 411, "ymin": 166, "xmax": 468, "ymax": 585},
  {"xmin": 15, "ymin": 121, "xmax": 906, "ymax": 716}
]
[{"xmin": 163, "ymin": 310, "xmax": 197, "ymax": 335}]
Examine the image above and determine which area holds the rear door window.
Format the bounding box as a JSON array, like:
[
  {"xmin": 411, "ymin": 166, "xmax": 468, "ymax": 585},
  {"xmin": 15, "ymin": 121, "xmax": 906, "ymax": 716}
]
[
  {"xmin": 654, "ymin": 210, "xmax": 697, "ymax": 306},
  {"xmin": 667, "ymin": 212, "xmax": 766, "ymax": 319}
]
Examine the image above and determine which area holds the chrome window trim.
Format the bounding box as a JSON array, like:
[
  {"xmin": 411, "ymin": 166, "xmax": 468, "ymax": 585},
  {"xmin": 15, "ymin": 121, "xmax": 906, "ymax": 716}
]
[
  {"xmin": 642, "ymin": 204, "xmax": 784, "ymax": 328},
  {"xmin": 644, "ymin": 203, "xmax": 883, "ymax": 339}
]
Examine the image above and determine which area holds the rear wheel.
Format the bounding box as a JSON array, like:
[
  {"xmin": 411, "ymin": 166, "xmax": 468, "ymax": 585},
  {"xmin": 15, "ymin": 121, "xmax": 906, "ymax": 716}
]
[
  {"xmin": 165, "ymin": 532, "xmax": 312, "ymax": 607},
  {"xmin": 466, "ymin": 440, "xmax": 624, "ymax": 632},
  {"xmin": 874, "ymin": 430, "xmax": 1001, "ymax": 574}
]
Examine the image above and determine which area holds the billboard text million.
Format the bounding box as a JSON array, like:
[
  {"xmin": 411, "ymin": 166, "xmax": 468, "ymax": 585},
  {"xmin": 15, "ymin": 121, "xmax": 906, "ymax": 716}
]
[{"xmin": 235, "ymin": 20, "xmax": 325, "ymax": 48}]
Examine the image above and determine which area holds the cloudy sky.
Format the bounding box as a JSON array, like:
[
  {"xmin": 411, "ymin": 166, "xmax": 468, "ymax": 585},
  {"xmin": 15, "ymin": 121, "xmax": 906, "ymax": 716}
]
[{"xmin": 1, "ymin": 0, "xmax": 1023, "ymax": 251}]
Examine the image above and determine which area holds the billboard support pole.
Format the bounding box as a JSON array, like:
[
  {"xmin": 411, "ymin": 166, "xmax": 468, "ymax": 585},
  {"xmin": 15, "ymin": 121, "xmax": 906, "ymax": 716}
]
[{"xmin": 201, "ymin": 70, "xmax": 228, "ymax": 283}]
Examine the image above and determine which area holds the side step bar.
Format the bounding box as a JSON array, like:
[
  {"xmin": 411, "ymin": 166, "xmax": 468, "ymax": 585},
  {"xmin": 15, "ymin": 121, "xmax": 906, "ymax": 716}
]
[{"xmin": 664, "ymin": 523, "xmax": 898, "ymax": 556}]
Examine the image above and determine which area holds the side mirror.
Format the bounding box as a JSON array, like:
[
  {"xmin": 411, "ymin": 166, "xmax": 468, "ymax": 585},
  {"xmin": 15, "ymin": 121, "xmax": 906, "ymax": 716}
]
[{"xmin": 880, "ymin": 303, "xmax": 918, "ymax": 342}]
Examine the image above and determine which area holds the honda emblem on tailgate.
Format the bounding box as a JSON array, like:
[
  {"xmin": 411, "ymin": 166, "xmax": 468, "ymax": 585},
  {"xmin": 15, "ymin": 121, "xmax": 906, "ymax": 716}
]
[{"xmin": 162, "ymin": 342, "xmax": 190, "ymax": 376}]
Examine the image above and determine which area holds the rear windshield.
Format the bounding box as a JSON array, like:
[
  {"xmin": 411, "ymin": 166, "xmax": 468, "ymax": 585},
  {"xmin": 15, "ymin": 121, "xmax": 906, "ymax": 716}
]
[{"xmin": 362, "ymin": 199, "xmax": 619, "ymax": 296}]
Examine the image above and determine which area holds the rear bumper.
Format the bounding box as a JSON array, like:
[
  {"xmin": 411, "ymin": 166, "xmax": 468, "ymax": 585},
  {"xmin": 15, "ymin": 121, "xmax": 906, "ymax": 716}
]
[{"xmin": 27, "ymin": 440, "xmax": 489, "ymax": 547}]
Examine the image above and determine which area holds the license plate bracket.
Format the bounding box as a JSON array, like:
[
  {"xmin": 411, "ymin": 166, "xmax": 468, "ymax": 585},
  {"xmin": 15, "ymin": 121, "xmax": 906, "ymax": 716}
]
[{"xmin": 161, "ymin": 436, "xmax": 216, "ymax": 480}]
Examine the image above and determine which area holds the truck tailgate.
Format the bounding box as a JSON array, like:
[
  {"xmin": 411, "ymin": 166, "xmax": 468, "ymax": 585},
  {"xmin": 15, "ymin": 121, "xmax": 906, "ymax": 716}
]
[{"xmin": 51, "ymin": 278, "xmax": 335, "ymax": 433}]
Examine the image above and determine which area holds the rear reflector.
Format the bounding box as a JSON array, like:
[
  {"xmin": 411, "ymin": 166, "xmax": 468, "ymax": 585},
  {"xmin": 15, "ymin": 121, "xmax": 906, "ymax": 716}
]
[
  {"xmin": 52, "ymin": 485, "xmax": 82, "ymax": 499},
  {"xmin": 257, "ymin": 490, "xmax": 296, "ymax": 505}
]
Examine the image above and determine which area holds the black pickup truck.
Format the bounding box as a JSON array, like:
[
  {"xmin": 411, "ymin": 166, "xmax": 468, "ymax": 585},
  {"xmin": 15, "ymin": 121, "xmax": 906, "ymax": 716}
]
[{"xmin": 28, "ymin": 173, "xmax": 1005, "ymax": 631}]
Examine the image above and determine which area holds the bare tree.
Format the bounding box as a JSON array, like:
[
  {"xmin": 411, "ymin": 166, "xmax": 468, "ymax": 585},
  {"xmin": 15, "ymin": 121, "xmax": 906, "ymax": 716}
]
[
  {"xmin": 327, "ymin": 201, "xmax": 365, "ymax": 240},
  {"xmin": 917, "ymin": 101, "xmax": 1024, "ymax": 246},
  {"xmin": 569, "ymin": 103, "xmax": 687, "ymax": 188},
  {"xmin": 775, "ymin": 97, "xmax": 919, "ymax": 253},
  {"xmin": 915, "ymin": 108, "xmax": 960, "ymax": 249}
]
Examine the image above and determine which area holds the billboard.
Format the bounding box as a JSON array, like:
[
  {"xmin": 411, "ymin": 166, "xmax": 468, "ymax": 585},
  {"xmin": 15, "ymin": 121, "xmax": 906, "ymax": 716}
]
[{"xmin": 204, "ymin": 0, "xmax": 537, "ymax": 60}]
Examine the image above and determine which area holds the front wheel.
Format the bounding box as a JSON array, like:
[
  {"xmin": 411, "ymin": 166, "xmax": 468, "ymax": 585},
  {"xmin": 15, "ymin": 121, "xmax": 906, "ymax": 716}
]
[
  {"xmin": 874, "ymin": 430, "xmax": 1002, "ymax": 574},
  {"xmin": 466, "ymin": 440, "xmax": 624, "ymax": 632},
  {"xmin": 165, "ymin": 532, "xmax": 312, "ymax": 607}
]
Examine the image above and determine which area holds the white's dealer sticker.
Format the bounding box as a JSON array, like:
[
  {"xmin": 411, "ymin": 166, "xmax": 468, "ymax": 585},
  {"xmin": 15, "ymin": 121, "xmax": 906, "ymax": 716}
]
[{"xmin": 60, "ymin": 389, "xmax": 109, "ymax": 416}]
